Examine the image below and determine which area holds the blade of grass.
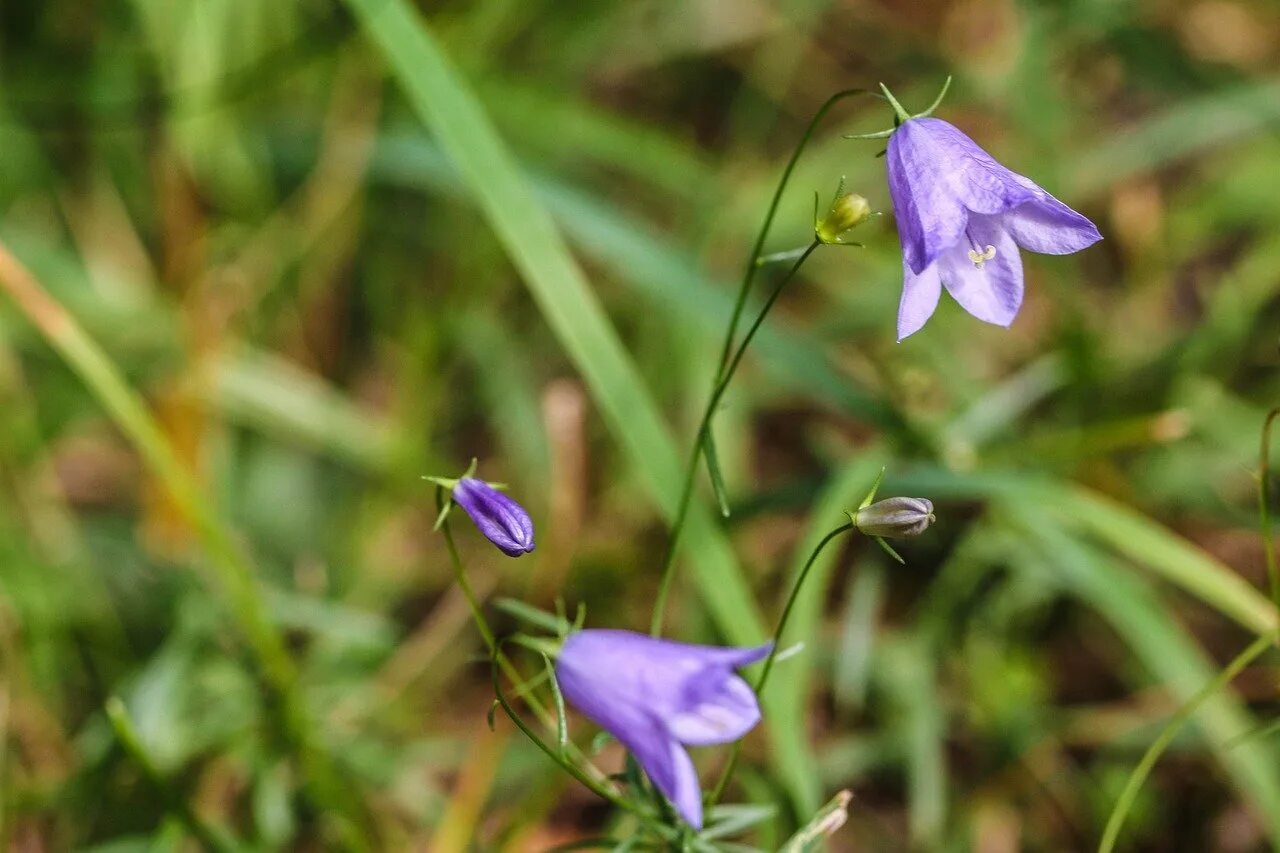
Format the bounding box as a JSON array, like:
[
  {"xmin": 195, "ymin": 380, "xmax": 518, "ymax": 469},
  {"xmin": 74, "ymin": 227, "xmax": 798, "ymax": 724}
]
[
  {"xmin": 0, "ymin": 242, "xmax": 369, "ymax": 842},
  {"xmin": 340, "ymin": 0, "xmax": 842, "ymax": 812},
  {"xmin": 339, "ymin": 0, "xmax": 765, "ymax": 644},
  {"xmin": 1098, "ymin": 631, "xmax": 1277, "ymax": 853},
  {"xmin": 1001, "ymin": 510, "xmax": 1280, "ymax": 843},
  {"xmin": 360, "ymin": 132, "xmax": 894, "ymax": 425},
  {"xmin": 878, "ymin": 637, "xmax": 946, "ymax": 849},
  {"xmin": 105, "ymin": 697, "xmax": 243, "ymax": 853},
  {"xmin": 888, "ymin": 469, "xmax": 1279, "ymax": 636},
  {"xmin": 702, "ymin": 430, "xmax": 732, "ymax": 518},
  {"xmin": 1071, "ymin": 76, "xmax": 1280, "ymax": 198}
]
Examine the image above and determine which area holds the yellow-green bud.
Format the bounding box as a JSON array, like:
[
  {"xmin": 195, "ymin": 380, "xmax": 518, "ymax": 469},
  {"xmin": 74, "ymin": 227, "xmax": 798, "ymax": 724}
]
[{"xmin": 816, "ymin": 193, "xmax": 871, "ymax": 244}]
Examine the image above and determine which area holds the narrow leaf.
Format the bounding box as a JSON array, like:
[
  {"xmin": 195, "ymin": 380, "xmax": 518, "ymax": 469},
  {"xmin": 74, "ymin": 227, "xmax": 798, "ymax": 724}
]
[
  {"xmin": 703, "ymin": 430, "xmax": 732, "ymax": 518},
  {"xmin": 543, "ymin": 654, "xmax": 568, "ymax": 758}
]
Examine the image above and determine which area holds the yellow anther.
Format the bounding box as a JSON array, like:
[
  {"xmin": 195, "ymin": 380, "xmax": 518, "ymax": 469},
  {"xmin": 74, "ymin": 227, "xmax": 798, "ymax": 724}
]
[{"xmin": 967, "ymin": 245, "xmax": 997, "ymax": 269}]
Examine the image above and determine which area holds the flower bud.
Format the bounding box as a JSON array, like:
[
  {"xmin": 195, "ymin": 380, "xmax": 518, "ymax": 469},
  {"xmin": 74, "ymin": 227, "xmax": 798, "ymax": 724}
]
[
  {"xmin": 851, "ymin": 496, "xmax": 934, "ymax": 538},
  {"xmin": 816, "ymin": 193, "xmax": 872, "ymax": 244},
  {"xmin": 452, "ymin": 477, "xmax": 535, "ymax": 557}
]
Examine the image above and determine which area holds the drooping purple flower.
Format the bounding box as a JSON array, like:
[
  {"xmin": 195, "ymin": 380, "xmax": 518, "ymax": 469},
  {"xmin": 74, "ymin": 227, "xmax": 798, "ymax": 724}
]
[
  {"xmin": 887, "ymin": 117, "xmax": 1102, "ymax": 340},
  {"xmin": 452, "ymin": 477, "xmax": 535, "ymax": 557},
  {"xmin": 554, "ymin": 629, "xmax": 771, "ymax": 829}
]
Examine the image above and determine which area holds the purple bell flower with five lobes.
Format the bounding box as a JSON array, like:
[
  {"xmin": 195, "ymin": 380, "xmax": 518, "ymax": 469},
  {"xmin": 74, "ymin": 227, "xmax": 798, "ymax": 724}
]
[
  {"xmin": 451, "ymin": 477, "xmax": 535, "ymax": 557},
  {"xmin": 878, "ymin": 86, "xmax": 1101, "ymax": 340},
  {"xmin": 554, "ymin": 629, "xmax": 771, "ymax": 830}
]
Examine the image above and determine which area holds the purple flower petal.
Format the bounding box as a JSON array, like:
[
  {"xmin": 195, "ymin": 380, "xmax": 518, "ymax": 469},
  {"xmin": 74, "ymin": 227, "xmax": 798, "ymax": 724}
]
[
  {"xmin": 886, "ymin": 116, "xmax": 1100, "ymax": 336},
  {"xmin": 452, "ymin": 478, "xmax": 535, "ymax": 557},
  {"xmin": 888, "ymin": 118, "xmax": 1036, "ymax": 274},
  {"xmin": 886, "ymin": 121, "xmax": 967, "ymax": 276},
  {"xmin": 937, "ymin": 216, "xmax": 1023, "ymax": 327},
  {"xmin": 897, "ymin": 258, "xmax": 942, "ymax": 341},
  {"xmin": 667, "ymin": 672, "xmax": 761, "ymax": 746},
  {"xmin": 554, "ymin": 630, "xmax": 769, "ymax": 830},
  {"xmin": 625, "ymin": 720, "xmax": 703, "ymax": 829},
  {"xmin": 1004, "ymin": 191, "xmax": 1103, "ymax": 255}
]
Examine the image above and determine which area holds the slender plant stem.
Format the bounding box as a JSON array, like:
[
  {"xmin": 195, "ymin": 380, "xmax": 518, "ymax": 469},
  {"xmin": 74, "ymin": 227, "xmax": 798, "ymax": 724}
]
[
  {"xmin": 436, "ymin": 489, "xmax": 497, "ymax": 651},
  {"xmin": 1101, "ymin": 409, "xmax": 1280, "ymax": 851},
  {"xmin": 650, "ymin": 240, "xmax": 821, "ymax": 636},
  {"xmin": 756, "ymin": 246, "xmax": 811, "ymax": 266},
  {"xmin": 490, "ymin": 644, "xmax": 636, "ymax": 815},
  {"xmin": 1258, "ymin": 408, "xmax": 1280, "ymax": 615},
  {"xmin": 1098, "ymin": 631, "xmax": 1277, "ymax": 853},
  {"xmin": 106, "ymin": 697, "xmax": 242, "ymax": 853},
  {"xmin": 0, "ymin": 241, "xmax": 368, "ymax": 843},
  {"xmin": 435, "ymin": 507, "xmax": 548, "ymax": 724},
  {"xmin": 442, "ymin": 521, "xmax": 497, "ymax": 650},
  {"xmin": 646, "ymin": 88, "xmax": 869, "ymax": 637},
  {"xmin": 435, "ymin": 496, "xmax": 619, "ymax": 786},
  {"xmin": 754, "ymin": 522, "xmax": 855, "ymax": 694},
  {"xmin": 490, "ymin": 643, "xmax": 682, "ymax": 845},
  {"xmin": 708, "ymin": 522, "xmax": 855, "ymax": 804}
]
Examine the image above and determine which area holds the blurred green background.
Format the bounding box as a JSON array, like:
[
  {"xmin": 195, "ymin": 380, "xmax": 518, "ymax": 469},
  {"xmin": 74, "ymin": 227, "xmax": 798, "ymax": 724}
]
[{"xmin": 2, "ymin": 0, "xmax": 1280, "ymax": 849}]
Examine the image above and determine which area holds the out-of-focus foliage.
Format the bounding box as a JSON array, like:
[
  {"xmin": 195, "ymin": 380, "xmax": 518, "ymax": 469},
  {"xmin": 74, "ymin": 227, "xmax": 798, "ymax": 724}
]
[{"xmin": 1, "ymin": 0, "xmax": 1279, "ymax": 849}]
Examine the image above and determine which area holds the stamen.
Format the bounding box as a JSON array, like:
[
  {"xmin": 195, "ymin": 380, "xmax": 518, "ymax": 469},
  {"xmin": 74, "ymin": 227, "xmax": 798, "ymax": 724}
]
[{"xmin": 967, "ymin": 245, "xmax": 997, "ymax": 269}]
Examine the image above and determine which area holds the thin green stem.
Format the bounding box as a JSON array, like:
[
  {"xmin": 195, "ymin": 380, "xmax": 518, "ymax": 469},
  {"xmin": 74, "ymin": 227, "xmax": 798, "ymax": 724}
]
[
  {"xmin": 755, "ymin": 246, "xmax": 811, "ymax": 267},
  {"xmin": 436, "ymin": 493, "xmax": 616, "ymax": 786},
  {"xmin": 436, "ymin": 488, "xmax": 497, "ymax": 651},
  {"xmin": 650, "ymin": 241, "xmax": 821, "ymax": 636},
  {"xmin": 755, "ymin": 521, "xmax": 855, "ymax": 694},
  {"xmin": 1102, "ymin": 409, "xmax": 1280, "ymax": 851},
  {"xmin": 646, "ymin": 88, "xmax": 869, "ymax": 637},
  {"xmin": 1098, "ymin": 631, "xmax": 1277, "ymax": 853},
  {"xmin": 106, "ymin": 698, "xmax": 242, "ymax": 853},
  {"xmin": 717, "ymin": 88, "xmax": 867, "ymax": 390},
  {"xmin": 491, "ymin": 646, "xmax": 633, "ymax": 809},
  {"xmin": 708, "ymin": 522, "xmax": 855, "ymax": 803},
  {"xmin": 1258, "ymin": 408, "xmax": 1280, "ymax": 616},
  {"xmin": 718, "ymin": 243, "xmax": 820, "ymax": 417},
  {"xmin": 491, "ymin": 643, "xmax": 681, "ymax": 845}
]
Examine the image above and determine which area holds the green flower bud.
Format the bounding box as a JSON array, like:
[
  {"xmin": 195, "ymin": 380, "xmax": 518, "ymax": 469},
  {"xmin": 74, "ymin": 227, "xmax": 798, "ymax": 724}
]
[
  {"xmin": 816, "ymin": 193, "xmax": 872, "ymax": 244},
  {"xmin": 850, "ymin": 496, "xmax": 934, "ymax": 538}
]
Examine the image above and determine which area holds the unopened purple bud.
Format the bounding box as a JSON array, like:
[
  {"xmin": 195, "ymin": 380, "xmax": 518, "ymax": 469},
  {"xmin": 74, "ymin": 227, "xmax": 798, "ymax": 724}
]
[
  {"xmin": 452, "ymin": 477, "xmax": 535, "ymax": 557},
  {"xmin": 852, "ymin": 497, "xmax": 935, "ymax": 538}
]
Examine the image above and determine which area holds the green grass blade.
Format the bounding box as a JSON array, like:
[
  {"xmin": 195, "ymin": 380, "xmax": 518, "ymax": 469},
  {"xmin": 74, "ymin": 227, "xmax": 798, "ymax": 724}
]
[
  {"xmin": 1001, "ymin": 511, "xmax": 1280, "ymax": 844},
  {"xmin": 1099, "ymin": 632, "xmax": 1277, "ymax": 853},
  {"xmin": 340, "ymin": 0, "xmax": 845, "ymax": 812},
  {"xmin": 339, "ymin": 0, "xmax": 764, "ymax": 640},
  {"xmin": 702, "ymin": 430, "xmax": 732, "ymax": 518},
  {"xmin": 888, "ymin": 469, "xmax": 1279, "ymax": 636},
  {"xmin": 360, "ymin": 132, "xmax": 893, "ymax": 424}
]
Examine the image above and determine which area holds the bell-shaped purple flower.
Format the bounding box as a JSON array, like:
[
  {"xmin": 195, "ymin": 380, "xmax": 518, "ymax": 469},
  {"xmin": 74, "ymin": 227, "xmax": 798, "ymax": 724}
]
[
  {"xmin": 554, "ymin": 629, "xmax": 771, "ymax": 829},
  {"xmin": 452, "ymin": 477, "xmax": 535, "ymax": 557},
  {"xmin": 887, "ymin": 117, "xmax": 1102, "ymax": 340}
]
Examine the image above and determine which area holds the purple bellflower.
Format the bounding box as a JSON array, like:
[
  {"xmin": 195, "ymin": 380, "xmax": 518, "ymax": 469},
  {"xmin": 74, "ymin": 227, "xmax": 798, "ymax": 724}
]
[
  {"xmin": 887, "ymin": 116, "xmax": 1101, "ymax": 340},
  {"xmin": 452, "ymin": 477, "xmax": 535, "ymax": 557},
  {"xmin": 554, "ymin": 629, "xmax": 771, "ymax": 829}
]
